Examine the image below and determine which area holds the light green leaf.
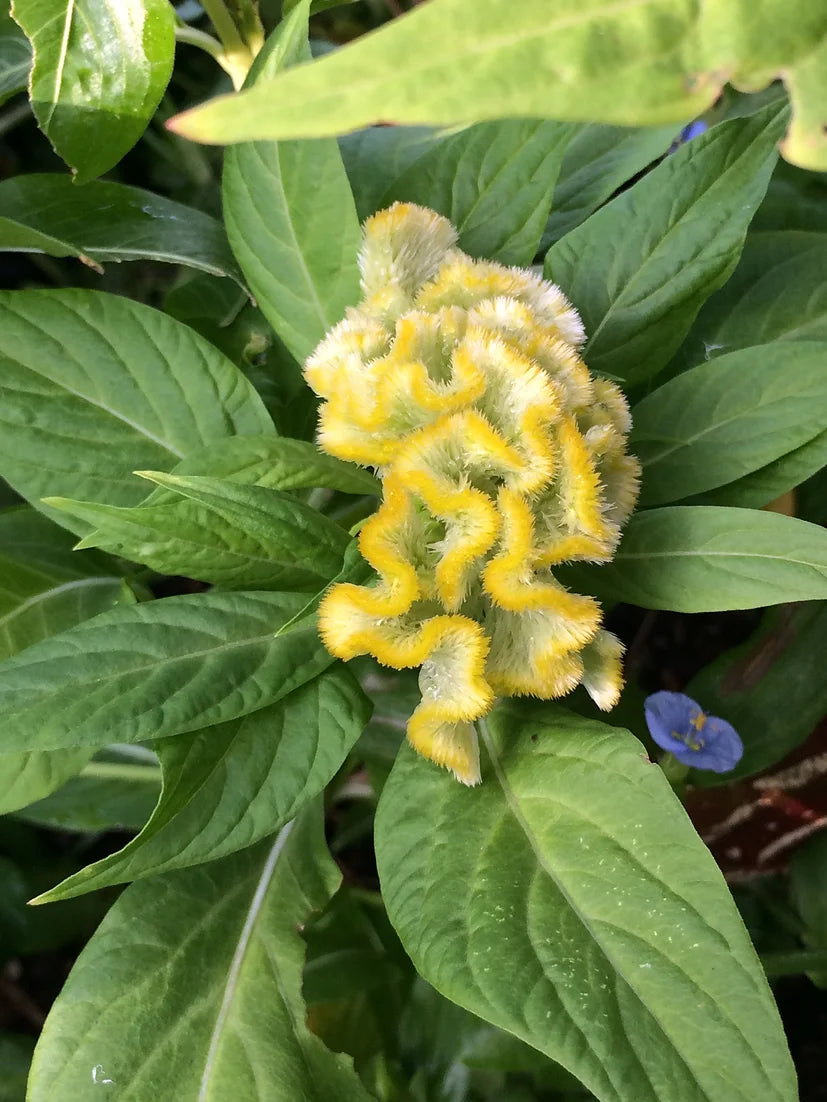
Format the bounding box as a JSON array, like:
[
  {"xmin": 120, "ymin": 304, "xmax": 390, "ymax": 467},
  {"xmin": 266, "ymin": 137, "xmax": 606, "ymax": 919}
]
[
  {"xmin": 369, "ymin": 119, "xmax": 576, "ymax": 266},
  {"xmin": 0, "ymin": 507, "xmax": 134, "ymax": 816},
  {"xmin": 140, "ymin": 433, "xmax": 379, "ymax": 499},
  {"xmin": 0, "ymin": 289, "xmax": 273, "ymax": 528},
  {"xmin": 0, "ymin": 589, "xmax": 332, "ymax": 752},
  {"xmin": 376, "ymin": 703, "xmax": 796, "ymax": 1102},
  {"xmin": 16, "ymin": 750, "xmax": 161, "ymax": 832},
  {"xmin": 37, "ymin": 664, "xmax": 370, "ymax": 901},
  {"xmin": 686, "ymin": 602, "xmax": 827, "ymax": 785},
  {"xmin": 28, "ymin": 807, "xmax": 373, "ymax": 1101},
  {"xmin": 0, "ymin": 18, "xmax": 30, "ymax": 105},
  {"xmin": 51, "ymin": 472, "xmax": 351, "ymax": 590},
  {"xmin": 222, "ymin": 0, "xmax": 361, "ymax": 363},
  {"xmin": 168, "ymin": 0, "xmax": 827, "ymax": 171},
  {"xmin": 11, "ymin": 0, "xmax": 175, "ymax": 181},
  {"xmin": 631, "ymin": 343, "xmax": 827, "ymax": 506},
  {"xmin": 545, "ymin": 105, "xmax": 786, "ymax": 384},
  {"xmin": 568, "ymin": 506, "xmax": 827, "ymax": 612},
  {"xmin": 542, "ymin": 123, "xmax": 677, "ymax": 249},
  {"xmin": 0, "ymin": 174, "xmax": 246, "ymax": 286}
]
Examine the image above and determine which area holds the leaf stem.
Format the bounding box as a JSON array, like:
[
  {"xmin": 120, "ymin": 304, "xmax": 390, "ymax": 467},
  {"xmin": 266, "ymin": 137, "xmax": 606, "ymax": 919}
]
[
  {"xmin": 761, "ymin": 948, "xmax": 827, "ymax": 978},
  {"xmin": 80, "ymin": 761, "xmax": 162, "ymax": 784}
]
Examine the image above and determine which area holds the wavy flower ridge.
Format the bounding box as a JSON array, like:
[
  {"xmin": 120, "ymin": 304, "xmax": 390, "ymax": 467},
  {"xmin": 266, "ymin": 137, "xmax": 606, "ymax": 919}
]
[{"xmin": 305, "ymin": 203, "xmax": 640, "ymax": 784}]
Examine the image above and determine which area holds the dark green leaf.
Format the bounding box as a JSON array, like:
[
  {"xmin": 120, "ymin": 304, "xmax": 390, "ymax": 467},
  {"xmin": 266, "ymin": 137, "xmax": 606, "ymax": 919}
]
[
  {"xmin": 52, "ymin": 473, "xmax": 351, "ymax": 590},
  {"xmin": 222, "ymin": 1, "xmax": 361, "ymax": 363},
  {"xmin": 545, "ymin": 105, "xmax": 787, "ymax": 384},
  {"xmin": 687, "ymin": 603, "xmax": 827, "ymax": 784},
  {"xmin": 372, "ymin": 119, "xmax": 576, "ymax": 265},
  {"xmin": 542, "ymin": 123, "xmax": 676, "ymax": 249},
  {"xmin": 631, "ymin": 343, "xmax": 827, "ymax": 506},
  {"xmin": 37, "ymin": 665, "xmax": 370, "ymax": 900},
  {"xmin": 0, "ymin": 589, "xmax": 332, "ymax": 752},
  {"xmin": 15, "ymin": 748, "xmax": 161, "ymax": 832},
  {"xmin": 0, "ymin": 507, "xmax": 133, "ymax": 815},
  {"xmin": 790, "ymin": 833, "xmax": 827, "ymax": 987},
  {"xmin": 0, "ymin": 1033, "xmax": 33, "ymax": 1102},
  {"xmin": 568, "ymin": 506, "xmax": 827, "ymax": 611},
  {"xmin": 12, "ymin": 0, "xmax": 175, "ymax": 181},
  {"xmin": 339, "ymin": 125, "xmax": 438, "ymax": 221},
  {"xmin": 0, "ymin": 18, "xmax": 30, "ymax": 106},
  {"xmin": 0, "ymin": 289, "xmax": 273, "ymax": 528},
  {"xmin": 28, "ymin": 808, "xmax": 373, "ymax": 1101},
  {"xmin": 376, "ymin": 703, "xmax": 796, "ymax": 1102},
  {"xmin": 0, "ymin": 174, "xmax": 246, "ymax": 286}
]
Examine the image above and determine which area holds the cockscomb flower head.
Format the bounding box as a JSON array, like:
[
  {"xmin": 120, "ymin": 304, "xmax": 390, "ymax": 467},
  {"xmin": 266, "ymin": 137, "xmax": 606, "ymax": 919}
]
[{"xmin": 305, "ymin": 203, "xmax": 640, "ymax": 785}]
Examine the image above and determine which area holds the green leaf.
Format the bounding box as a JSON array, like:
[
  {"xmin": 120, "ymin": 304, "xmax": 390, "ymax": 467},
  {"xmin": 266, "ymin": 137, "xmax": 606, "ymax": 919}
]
[
  {"xmin": 36, "ymin": 664, "xmax": 370, "ymax": 901},
  {"xmin": 631, "ymin": 343, "xmax": 827, "ymax": 506},
  {"xmin": 375, "ymin": 703, "xmax": 796, "ymax": 1102},
  {"xmin": 366, "ymin": 119, "xmax": 576, "ymax": 266},
  {"xmin": 567, "ymin": 506, "xmax": 827, "ymax": 612},
  {"xmin": 790, "ymin": 833, "xmax": 827, "ymax": 987},
  {"xmin": 222, "ymin": 0, "xmax": 361, "ymax": 364},
  {"xmin": 140, "ymin": 433, "xmax": 379, "ymax": 499},
  {"xmin": 545, "ymin": 105, "xmax": 786, "ymax": 385},
  {"xmin": 0, "ymin": 1033, "xmax": 33, "ymax": 1101},
  {"xmin": 0, "ymin": 289, "xmax": 273, "ymax": 527},
  {"xmin": 686, "ymin": 603, "xmax": 827, "ymax": 784},
  {"xmin": 0, "ymin": 18, "xmax": 30, "ymax": 106},
  {"xmin": 28, "ymin": 807, "xmax": 373, "ymax": 1101},
  {"xmin": 0, "ymin": 174, "xmax": 246, "ymax": 286},
  {"xmin": 11, "ymin": 0, "xmax": 175, "ymax": 181},
  {"xmin": 682, "ymin": 431, "xmax": 827, "ymax": 510},
  {"xmin": 339, "ymin": 125, "xmax": 438, "ymax": 221},
  {"xmin": 15, "ymin": 750, "xmax": 161, "ymax": 832},
  {"xmin": 52, "ymin": 473, "xmax": 351, "ymax": 590},
  {"xmin": 677, "ymin": 231, "xmax": 827, "ymax": 368},
  {"xmin": 0, "ymin": 507, "xmax": 134, "ymax": 815},
  {"xmin": 168, "ymin": 0, "xmax": 827, "ymax": 171},
  {"xmin": 0, "ymin": 506, "xmax": 132, "ymax": 661},
  {"xmin": 541, "ymin": 123, "xmax": 677, "ymax": 249},
  {"xmin": 0, "ymin": 589, "xmax": 332, "ymax": 752}
]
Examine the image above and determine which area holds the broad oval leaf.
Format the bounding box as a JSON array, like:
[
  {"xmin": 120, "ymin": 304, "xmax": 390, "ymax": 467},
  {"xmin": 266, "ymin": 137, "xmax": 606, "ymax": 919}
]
[
  {"xmin": 169, "ymin": 0, "xmax": 827, "ymax": 171},
  {"xmin": 631, "ymin": 343, "xmax": 827, "ymax": 506},
  {"xmin": 28, "ymin": 806, "xmax": 373, "ymax": 1101},
  {"xmin": 37, "ymin": 664, "xmax": 370, "ymax": 901},
  {"xmin": 567, "ymin": 506, "xmax": 827, "ymax": 612},
  {"xmin": 545, "ymin": 105, "xmax": 787, "ymax": 384},
  {"xmin": 222, "ymin": 1, "xmax": 361, "ymax": 363},
  {"xmin": 0, "ymin": 174, "xmax": 246, "ymax": 286},
  {"xmin": 541, "ymin": 122, "xmax": 677, "ymax": 249},
  {"xmin": 371, "ymin": 118, "xmax": 576, "ymax": 266},
  {"xmin": 12, "ymin": 0, "xmax": 175, "ymax": 181},
  {"xmin": 0, "ymin": 507, "xmax": 133, "ymax": 815},
  {"xmin": 0, "ymin": 289, "xmax": 273, "ymax": 527},
  {"xmin": 376, "ymin": 704, "xmax": 797, "ymax": 1102},
  {"xmin": 0, "ymin": 590, "xmax": 332, "ymax": 752},
  {"xmin": 51, "ymin": 473, "xmax": 351, "ymax": 591}
]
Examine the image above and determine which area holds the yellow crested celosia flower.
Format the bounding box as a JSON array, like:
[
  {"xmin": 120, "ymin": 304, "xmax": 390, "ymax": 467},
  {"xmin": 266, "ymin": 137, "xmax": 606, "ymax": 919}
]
[{"xmin": 305, "ymin": 203, "xmax": 640, "ymax": 785}]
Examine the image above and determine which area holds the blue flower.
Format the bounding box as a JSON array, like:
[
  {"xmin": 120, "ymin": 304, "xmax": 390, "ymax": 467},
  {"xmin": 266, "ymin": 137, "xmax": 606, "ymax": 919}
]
[{"xmin": 644, "ymin": 691, "xmax": 743, "ymax": 773}]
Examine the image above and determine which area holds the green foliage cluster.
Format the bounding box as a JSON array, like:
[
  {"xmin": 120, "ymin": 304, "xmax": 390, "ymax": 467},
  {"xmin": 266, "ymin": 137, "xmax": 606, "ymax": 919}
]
[{"xmin": 0, "ymin": 2, "xmax": 825, "ymax": 1100}]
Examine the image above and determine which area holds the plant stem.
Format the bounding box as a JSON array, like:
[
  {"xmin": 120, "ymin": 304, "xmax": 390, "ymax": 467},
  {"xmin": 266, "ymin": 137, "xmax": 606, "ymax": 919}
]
[{"xmin": 174, "ymin": 23, "xmax": 226, "ymax": 62}]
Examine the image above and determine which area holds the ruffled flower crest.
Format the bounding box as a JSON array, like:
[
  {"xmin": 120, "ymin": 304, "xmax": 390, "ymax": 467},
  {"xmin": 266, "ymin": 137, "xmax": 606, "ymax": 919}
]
[{"xmin": 305, "ymin": 203, "xmax": 640, "ymax": 785}]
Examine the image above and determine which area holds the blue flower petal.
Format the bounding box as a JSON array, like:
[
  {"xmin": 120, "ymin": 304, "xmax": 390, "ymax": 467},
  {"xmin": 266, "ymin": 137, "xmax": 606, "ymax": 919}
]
[{"xmin": 643, "ymin": 690, "xmax": 743, "ymax": 773}]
